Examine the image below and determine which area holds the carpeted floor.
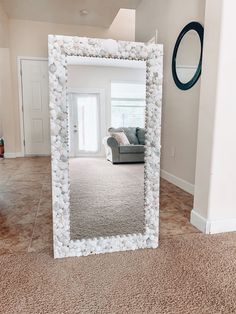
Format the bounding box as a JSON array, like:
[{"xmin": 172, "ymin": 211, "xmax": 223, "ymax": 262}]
[
  {"xmin": 1, "ymin": 157, "xmax": 236, "ymax": 313},
  {"xmin": 69, "ymin": 158, "xmax": 145, "ymax": 239},
  {"xmin": 1, "ymin": 232, "xmax": 236, "ymax": 314}
]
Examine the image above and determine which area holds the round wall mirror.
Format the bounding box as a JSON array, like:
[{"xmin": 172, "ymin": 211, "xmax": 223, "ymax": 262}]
[{"xmin": 172, "ymin": 22, "xmax": 204, "ymax": 90}]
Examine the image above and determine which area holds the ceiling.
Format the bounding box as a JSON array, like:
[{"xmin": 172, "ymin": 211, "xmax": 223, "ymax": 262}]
[{"xmin": 0, "ymin": 0, "xmax": 141, "ymax": 28}]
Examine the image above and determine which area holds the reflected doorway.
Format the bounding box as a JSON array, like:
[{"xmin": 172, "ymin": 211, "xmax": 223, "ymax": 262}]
[{"xmin": 69, "ymin": 93, "xmax": 101, "ymax": 157}]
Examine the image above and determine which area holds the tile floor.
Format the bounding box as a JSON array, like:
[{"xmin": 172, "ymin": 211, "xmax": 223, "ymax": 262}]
[{"xmin": 0, "ymin": 157, "xmax": 199, "ymax": 255}]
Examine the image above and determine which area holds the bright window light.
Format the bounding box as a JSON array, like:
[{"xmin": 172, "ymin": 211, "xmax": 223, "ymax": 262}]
[{"xmin": 111, "ymin": 82, "xmax": 146, "ymax": 128}]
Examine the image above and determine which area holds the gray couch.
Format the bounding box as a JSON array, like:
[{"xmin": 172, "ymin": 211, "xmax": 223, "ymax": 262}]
[{"xmin": 103, "ymin": 127, "xmax": 145, "ymax": 164}]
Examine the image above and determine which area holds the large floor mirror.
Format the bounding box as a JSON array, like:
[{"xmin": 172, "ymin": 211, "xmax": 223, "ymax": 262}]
[{"xmin": 49, "ymin": 36, "xmax": 163, "ymax": 258}]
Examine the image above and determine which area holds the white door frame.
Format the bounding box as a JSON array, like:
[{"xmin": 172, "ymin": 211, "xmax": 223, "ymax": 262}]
[{"xmin": 17, "ymin": 56, "xmax": 48, "ymax": 156}]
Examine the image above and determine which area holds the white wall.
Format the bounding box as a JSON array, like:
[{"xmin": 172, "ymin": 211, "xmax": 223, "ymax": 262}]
[
  {"xmin": 136, "ymin": 0, "xmax": 205, "ymax": 191},
  {"xmin": 5, "ymin": 9, "xmax": 135, "ymax": 155},
  {"xmin": 192, "ymin": 0, "xmax": 236, "ymax": 234},
  {"xmin": 67, "ymin": 64, "xmax": 145, "ymax": 155}
]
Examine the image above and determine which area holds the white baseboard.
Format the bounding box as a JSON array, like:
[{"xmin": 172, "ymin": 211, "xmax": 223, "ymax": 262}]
[
  {"xmin": 191, "ymin": 209, "xmax": 236, "ymax": 234},
  {"xmin": 4, "ymin": 152, "xmax": 51, "ymax": 158},
  {"xmin": 161, "ymin": 169, "xmax": 194, "ymax": 195},
  {"xmin": 190, "ymin": 210, "xmax": 209, "ymax": 233},
  {"xmin": 4, "ymin": 152, "xmax": 24, "ymax": 158},
  {"xmin": 25, "ymin": 154, "xmax": 50, "ymax": 157}
]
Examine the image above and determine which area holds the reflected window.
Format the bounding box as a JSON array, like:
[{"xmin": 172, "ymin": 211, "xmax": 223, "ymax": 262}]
[{"xmin": 111, "ymin": 82, "xmax": 146, "ymax": 128}]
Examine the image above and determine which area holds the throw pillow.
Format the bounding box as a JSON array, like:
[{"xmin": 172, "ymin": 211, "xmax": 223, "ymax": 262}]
[
  {"xmin": 110, "ymin": 131, "xmax": 130, "ymax": 146},
  {"xmin": 123, "ymin": 127, "xmax": 139, "ymax": 145},
  {"xmin": 108, "ymin": 127, "xmax": 139, "ymax": 144},
  {"xmin": 137, "ymin": 128, "xmax": 146, "ymax": 145}
]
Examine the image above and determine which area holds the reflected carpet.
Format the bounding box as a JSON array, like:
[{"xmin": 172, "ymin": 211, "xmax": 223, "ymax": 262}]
[{"xmin": 69, "ymin": 158, "xmax": 145, "ymax": 239}]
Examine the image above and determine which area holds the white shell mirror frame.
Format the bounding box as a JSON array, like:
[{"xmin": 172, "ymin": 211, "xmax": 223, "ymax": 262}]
[{"xmin": 48, "ymin": 35, "xmax": 163, "ymax": 258}]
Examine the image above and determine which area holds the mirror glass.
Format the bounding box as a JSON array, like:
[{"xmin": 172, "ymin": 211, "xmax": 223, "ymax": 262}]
[
  {"xmin": 176, "ymin": 30, "xmax": 201, "ymax": 84},
  {"xmin": 67, "ymin": 57, "xmax": 146, "ymax": 240}
]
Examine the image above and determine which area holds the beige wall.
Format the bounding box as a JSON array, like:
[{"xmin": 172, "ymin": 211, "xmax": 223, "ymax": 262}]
[
  {"xmin": 0, "ymin": 2, "xmax": 9, "ymax": 48},
  {"xmin": 0, "ymin": 49, "xmax": 15, "ymax": 150},
  {"xmin": 0, "ymin": 2, "xmax": 14, "ymax": 152},
  {"xmin": 136, "ymin": 0, "xmax": 205, "ymax": 189},
  {"xmin": 109, "ymin": 9, "xmax": 135, "ymax": 42},
  {"xmin": 5, "ymin": 9, "xmax": 135, "ymax": 154}
]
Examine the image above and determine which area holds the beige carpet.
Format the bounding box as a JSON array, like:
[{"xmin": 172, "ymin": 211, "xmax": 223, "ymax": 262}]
[
  {"xmin": 1, "ymin": 232, "xmax": 236, "ymax": 314},
  {"xmin": 69, "ymin": 158, "xmax": 145, "ymax": 239}
]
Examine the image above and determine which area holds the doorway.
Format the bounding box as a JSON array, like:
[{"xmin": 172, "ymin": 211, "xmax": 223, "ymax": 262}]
[
  {"xmin": 69, "ymin": 93, "xmax": 101, "ymax": 157},
  {"xmin": 20, "ymin": 59, "xmax": 50, "ymax": 156}
]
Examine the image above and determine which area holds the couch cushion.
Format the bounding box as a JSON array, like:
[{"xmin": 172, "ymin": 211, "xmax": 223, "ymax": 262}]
[
  {"xmin": 109, "ymin": 127, "xmax": 139, "ymax": 144},
  {"xmin": 119, "ymin": 145, "xmax": 145, "ymax": 154},
  {"xmin": 137, "ymin": 128, "xmax": 146, "ymax": 145}
]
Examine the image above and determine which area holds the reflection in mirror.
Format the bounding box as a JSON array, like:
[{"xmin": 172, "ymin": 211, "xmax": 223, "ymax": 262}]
[
  {"xmin": 176, "ymin": 30, "xmax": 201, "ymax": 84},
  {"xmin": 67, "ymin": 57, "xmax": 146, "ymax": 240}
]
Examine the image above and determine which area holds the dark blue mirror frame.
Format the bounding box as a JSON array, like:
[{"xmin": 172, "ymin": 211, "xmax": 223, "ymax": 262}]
[{"xmin": 172, "ymin": 21, "xmax": 204, "ymax": 91}]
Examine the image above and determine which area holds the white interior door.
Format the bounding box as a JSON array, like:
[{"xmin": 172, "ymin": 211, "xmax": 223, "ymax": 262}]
[
  {"xmin": 69, "ymin": 93, "xmax": 100, "ymax": 157},
  {"xmin": 21, "ymin": 59, "xmax": 50, "ymax": 155}
]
